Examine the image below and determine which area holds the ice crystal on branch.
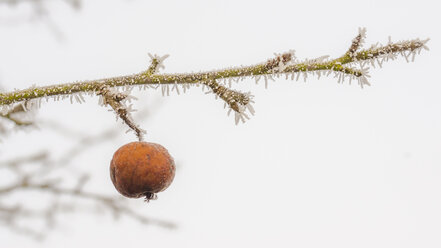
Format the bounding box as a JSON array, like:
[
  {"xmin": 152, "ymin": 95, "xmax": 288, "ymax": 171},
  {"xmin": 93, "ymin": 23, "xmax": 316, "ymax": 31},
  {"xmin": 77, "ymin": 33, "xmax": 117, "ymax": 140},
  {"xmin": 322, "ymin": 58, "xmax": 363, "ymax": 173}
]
[
  {"xmin": 266, "ymin": 50, "xmax": 296, "ymax": 73},
  {"xmin": 146, "ymin": 53, "xmax": 169, "ymax": 75},
  {"xmin": 204, "ymin": 80, "xmax": 255, "ymax": 125}
]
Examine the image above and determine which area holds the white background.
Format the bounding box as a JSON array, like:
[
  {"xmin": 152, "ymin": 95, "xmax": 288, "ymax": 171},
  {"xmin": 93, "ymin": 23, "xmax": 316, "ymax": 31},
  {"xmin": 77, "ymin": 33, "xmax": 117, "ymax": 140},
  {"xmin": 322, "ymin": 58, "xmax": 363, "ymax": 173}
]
[{"xmin": 0, "ymin": 0, "xmax": 440, "ymax": 247}]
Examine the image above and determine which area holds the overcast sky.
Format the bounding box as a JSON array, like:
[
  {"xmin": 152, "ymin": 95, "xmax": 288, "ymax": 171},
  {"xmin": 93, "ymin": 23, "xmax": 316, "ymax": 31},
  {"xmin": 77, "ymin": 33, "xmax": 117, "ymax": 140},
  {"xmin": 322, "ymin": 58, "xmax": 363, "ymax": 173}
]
[{"xmin": 1, "ymin": 0, "xmax": 440, "ymax": 247}]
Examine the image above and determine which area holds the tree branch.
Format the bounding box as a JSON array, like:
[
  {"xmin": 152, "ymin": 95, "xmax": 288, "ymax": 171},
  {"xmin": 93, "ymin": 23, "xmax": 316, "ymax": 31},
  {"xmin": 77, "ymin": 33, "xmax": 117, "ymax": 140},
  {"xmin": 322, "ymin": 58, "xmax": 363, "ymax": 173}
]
[
  {"xmin": 0, "ymin": 30, "xmax": 429, "ymax": 107},
  {"xmin": 0, "ymin": 29, "xmax": 429, "ymax": 133}
]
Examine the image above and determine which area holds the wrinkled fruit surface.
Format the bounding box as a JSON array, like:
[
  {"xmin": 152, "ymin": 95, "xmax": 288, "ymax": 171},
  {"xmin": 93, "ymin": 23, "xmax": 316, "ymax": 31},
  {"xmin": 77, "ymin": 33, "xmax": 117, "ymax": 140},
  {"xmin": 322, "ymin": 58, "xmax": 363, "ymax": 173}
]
[{"xmin": 110, "ymin": 141, "xmax": 175, "ymax": 198}]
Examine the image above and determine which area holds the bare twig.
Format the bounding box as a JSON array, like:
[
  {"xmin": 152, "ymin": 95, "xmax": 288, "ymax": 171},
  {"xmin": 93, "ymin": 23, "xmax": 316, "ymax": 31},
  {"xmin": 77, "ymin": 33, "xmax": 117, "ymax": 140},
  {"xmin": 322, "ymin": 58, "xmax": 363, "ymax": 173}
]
[
  {"xmin": 346, "ymin": 27, "xmax": 367, "ymax": 59},
  {"xmin": 97, "ymin": 85, "xmax": 145, "ymax": 141}
]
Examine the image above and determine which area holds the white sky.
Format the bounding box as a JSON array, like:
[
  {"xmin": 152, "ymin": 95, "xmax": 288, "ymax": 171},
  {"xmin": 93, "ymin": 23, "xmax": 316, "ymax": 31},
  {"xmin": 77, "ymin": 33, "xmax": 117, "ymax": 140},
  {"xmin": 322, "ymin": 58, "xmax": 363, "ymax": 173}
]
[{"xmin": 1, "ymin": 0, "xmax": 440, "ymax": 247}]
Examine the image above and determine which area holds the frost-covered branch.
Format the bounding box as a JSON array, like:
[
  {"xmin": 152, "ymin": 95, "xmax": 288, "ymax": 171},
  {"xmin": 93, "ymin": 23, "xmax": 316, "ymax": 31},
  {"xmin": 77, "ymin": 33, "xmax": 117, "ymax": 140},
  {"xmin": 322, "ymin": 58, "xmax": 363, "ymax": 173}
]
[
  {"xmin": 0, "ymin": 29, "xmax": 429, "ymax": 127},
  {"xmin": 203, "ymin": 79, "xmax": 255, "ymax": 125}
]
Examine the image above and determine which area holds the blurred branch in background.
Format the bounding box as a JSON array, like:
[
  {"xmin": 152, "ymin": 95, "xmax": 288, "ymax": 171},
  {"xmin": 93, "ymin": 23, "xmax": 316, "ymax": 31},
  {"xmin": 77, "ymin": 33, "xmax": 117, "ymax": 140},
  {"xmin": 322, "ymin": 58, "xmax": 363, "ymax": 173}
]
[
  {"xmin": 0, "ymin": 99, "xmax": 35, "ymax": 139},
  {"xmin": 0, "ymin": 105, "xmax": 174, "ymax": 240},
  {"xmin": 0, "ymin": 0, "xmax": 80, "ymax": 8},
  {"xmin": 0, "ymin": 103, "xmax": 33, "ymax": 127},
  {"xmin": 0, "ymin": 0, "xmax": 81, "ymax": 15},
  {"xmin": 0, "ymin": 0, "xmax": 81, "ymax": 39}
]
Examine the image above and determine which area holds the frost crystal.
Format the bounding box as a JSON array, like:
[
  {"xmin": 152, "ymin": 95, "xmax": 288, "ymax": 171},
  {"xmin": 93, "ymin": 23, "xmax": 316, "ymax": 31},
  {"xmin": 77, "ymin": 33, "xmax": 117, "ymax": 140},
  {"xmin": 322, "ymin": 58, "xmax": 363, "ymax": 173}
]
[{"xmin": 147, "ymin": 53, "xmax": 170, "ymax": 74}]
